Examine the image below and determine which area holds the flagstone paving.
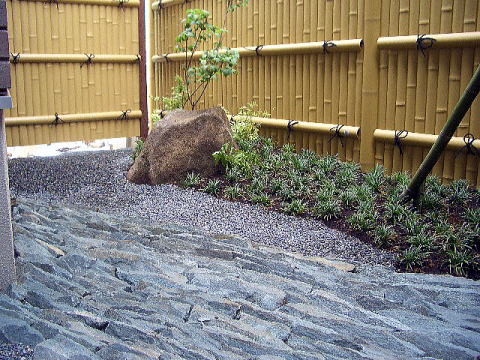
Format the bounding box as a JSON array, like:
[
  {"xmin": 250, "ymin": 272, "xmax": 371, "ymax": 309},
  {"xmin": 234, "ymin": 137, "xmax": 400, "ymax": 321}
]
[{"xmin": 1, "ymin": 198, "xmax": 479, "ymax": 359}]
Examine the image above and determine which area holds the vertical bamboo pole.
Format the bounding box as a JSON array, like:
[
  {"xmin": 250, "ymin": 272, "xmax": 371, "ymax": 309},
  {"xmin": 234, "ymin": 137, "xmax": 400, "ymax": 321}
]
[
  {"xmin": 383, "ymin": 0, "xmax": 399, "ymax": 174},
  {"xmin": 403, "ymin": 0, "xmax": 419, "ymax": 174},
  {"xmin": 322, "ymin": 0, "xmax": 333, "ymax": 155},
  {"xmin": 330, "ymin": 0, "xmax": 341, "ymax": 157},
  {"xmin": 462, "ymin": 0, "xmax": 479, "ymax": 185},
  {"xmin": 412, "ymin": 1, "xmax": 430, "ymax": 174},
  {"xmin": 424, "ymin": 1, "xmax": 441, "ymax": 178},
  {"xmin": 448, "ymin": 1, "xmax": 466, "ymax": 182},
  {"xmin": 354, "ymin": 0, "xmax": 364, "ymax": 163},
  {"xmin": 338, "ymin": 0, "xmax": 349, "ymax": 160},
  {"xmin": 138, "ymin": 0, "xmax": 148, "ymax": 138},
  {"xmin": 345, "ymin": 0, "xmax": 357, "ymax": 162},
  {"xmin": 359, "ymin": 0, "xmax": 381, "ymax": 171},
  {"xmin": 392, "ymin": 0, "xmax": 408, "ymax": 174},
  {"xmin": 316, "ymin": 0, "xmax": 326, "ymax": 155}
]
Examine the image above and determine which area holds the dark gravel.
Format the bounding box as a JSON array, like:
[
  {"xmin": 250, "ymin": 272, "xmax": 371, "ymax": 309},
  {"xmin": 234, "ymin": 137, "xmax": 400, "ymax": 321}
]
[
  {"xmin": 8, "ymin": 149, "xmax": 396, "ymax": 267},
  {"xmin": 0, "ymin": 344, "xmax": 33, "ymax": 360}
]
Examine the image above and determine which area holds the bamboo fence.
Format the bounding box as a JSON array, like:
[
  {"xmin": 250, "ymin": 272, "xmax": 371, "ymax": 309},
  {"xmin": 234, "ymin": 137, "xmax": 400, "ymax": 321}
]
[
  {"xmin": 151, "ymin": 0, "xmax": 480, "ymax": 187},
  {"xmin": 4, "ymin": 0, "xmax": 148, "ymax": 146}
]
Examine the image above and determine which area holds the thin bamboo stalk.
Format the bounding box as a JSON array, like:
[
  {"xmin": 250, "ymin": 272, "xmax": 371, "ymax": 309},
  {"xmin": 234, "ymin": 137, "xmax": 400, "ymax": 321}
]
[
  {"xmin": 10, "ymin": 53, "xmax": 140, "ymax": 63},
  {"xmin": 152, "ymin": 39, "xmax": 364, "ymax": 63},
  {"xmin": 5, "ymin": 110, "xmax": 143, "ymax": 126},
  {"xmin": 378, "ymin": 31, "xmax": 480, "ymax": 49}
]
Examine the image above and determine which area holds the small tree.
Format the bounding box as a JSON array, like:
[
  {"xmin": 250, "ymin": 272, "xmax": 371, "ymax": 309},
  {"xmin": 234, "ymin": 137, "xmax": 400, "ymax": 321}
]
[{"xmin": 162, "ymin": 1, "xmax": 249, "ymax": 110}]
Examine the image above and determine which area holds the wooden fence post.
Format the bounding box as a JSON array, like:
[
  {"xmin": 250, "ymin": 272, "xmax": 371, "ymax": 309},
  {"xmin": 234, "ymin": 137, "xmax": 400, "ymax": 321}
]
[
  {"xmin": 149, "ymin": 0, "xmax": 156, "ymax": 130},
  {"xmin": 138, "ymin": 0, "xmax": 149, "ymax": 139},
  {"xmin": 359, "ymin": 0, "xmax": 381, "ymax": 171},
  {"xmin": 0, "ymin": 0, "xmax": 16, "ymax": 290}
]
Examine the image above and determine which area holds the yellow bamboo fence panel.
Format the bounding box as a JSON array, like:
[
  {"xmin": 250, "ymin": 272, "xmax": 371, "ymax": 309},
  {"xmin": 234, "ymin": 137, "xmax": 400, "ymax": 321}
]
[
  {"xmin": 151, "ymin": 0, "xmax": 480, "ymax": 188},
  {"xmin": 5, "ymin": 0, "xmax": 145, "ymax": 146}
]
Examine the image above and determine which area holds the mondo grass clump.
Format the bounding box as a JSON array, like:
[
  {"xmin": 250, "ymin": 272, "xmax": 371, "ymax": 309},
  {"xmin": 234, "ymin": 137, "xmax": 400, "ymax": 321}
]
[{"xmin": 179, "ymin": 120, "xmax": 480, "ymax": 279}]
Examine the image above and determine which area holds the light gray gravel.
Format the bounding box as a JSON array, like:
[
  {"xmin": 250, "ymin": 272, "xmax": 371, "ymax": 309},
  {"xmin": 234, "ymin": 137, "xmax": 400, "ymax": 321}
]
[
  {"xmin": 8, "ymin": 149, "xmax": 395, "ymax": 267},
  {"xmin": 0, "ymin": 344, "xmax": 33, "ymax": 360}
]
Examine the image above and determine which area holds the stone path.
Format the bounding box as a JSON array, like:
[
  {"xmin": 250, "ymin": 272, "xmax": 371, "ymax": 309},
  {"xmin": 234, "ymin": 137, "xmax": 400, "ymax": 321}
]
[{"xmin": 1, "ymin": 198, "xmax": 479, "ymax": 359}]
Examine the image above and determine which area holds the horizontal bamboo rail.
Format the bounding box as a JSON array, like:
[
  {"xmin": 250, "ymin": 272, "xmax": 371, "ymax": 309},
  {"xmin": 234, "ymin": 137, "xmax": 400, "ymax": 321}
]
[
  {"xmin": 152, "ymin": 40, "xmax": 364, "ymax": 63},
  {"xmin": 151, "ymin": 0, "xmax": 184, "ymax": 10},
  {"xmin": 374, "ymin": 129, "xmax": 480, "ymax": 151},
  {"xmin": 18, "ymin": 0, "xmax": 140, "ymax": 7},
  {"xmin": 377, "ymin": 32, "xmax": 480, "ymax": 50},
  {"xmin": 247, "ymin": 117, "xmax": 361, "ymax": 139},
  {"xmin": 5, "ymin": 110, "xmax": 142, "ymax": 126},
  {"xmin": 154, "ymin": 110, "xmax": 360, "ymax": 138},
  {"xmin": 9, "ymin": 54, "xmax": 140, "ymax": 64}
]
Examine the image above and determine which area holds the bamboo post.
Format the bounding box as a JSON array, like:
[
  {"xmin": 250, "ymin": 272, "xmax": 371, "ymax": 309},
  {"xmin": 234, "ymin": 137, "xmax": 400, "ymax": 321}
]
[
  {"xmin": 402, "ymin": 65, "xmax": 480, "ymax": 202},
  {"xmin": 138, "ymin": 0, "xmax": 148, "ymax": 139},
  {"xmin": 359, "ymin": 0, "xmax": 381, "ymax": 171}
]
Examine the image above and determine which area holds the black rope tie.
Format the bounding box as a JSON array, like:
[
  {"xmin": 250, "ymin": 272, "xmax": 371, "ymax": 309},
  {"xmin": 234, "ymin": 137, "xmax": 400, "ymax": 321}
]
[
  {"xmin": 119, "ymin": 109, "xmax": 131, "ymax": 120},
  {"xmin": 323, "ymin": 40, "xmax": 336, "ymax": 54},
  {"xmin": 328, "ymin": 124, "xmax": 345, "ymax": 147},
  {"xmin": 160, "ymin": 110, "xmax": 166, "ymax": 119},
  {"xmin": 287, "ymin": 120, "xmax": 299, "ymax": 140},
  {"xmin": 255, "ymin": 45, "xmax": 264, "ymax": 57},
  {"xmin": 455, "ymin": 133, "xmax": 480, "ymax": 158},
  {"xmin": 11, "ymin": 53, "xmax": 20, "ymax": 64},
  {"xmin": 47, "ymin": 0, "xmax": 59, "ymax": 9},
  {"xmin": 118, "ymin": 0, "xmax": 129, "ymax": 9},
  {"xmin": 163, "ymin": 54, "xmax": 170, "ymax": 63},
  {"xmin": 394, "ymin": 130, "xmax": 409, "ymax": 155},
  {"xmin": 416, "ymin": 34, "xmax": 437, "ymax": 57},
  {"xmin": 51, "ymin": 113, "xmax": 64, "ymax": 126},
  {"xmin": 136, "ymin": 54, "xmax": 141, "ymax": 63},
  {"xmin": 80, "ymin": 54, "xmax": 95, "ymax": 68}
]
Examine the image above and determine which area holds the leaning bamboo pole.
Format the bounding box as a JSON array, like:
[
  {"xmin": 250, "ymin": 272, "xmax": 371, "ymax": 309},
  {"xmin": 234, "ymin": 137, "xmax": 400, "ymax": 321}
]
[
  {"xmin": 5, "ymin": 110, "xmax": 143, "ymax": 126},
  {"xmin": 378, "ymin": 32, "xmax": 480, "ymax": 50},
  {"xmin": 9, "ymin": 54, "xmax": 140, "ymax": 64},
  {"xmin": 401, "ymin": 65, "xmax": 480, "ymax": 201},
  {"xmin": 152, "ymin": 40, "xmax": 364, "ymax": 63}
]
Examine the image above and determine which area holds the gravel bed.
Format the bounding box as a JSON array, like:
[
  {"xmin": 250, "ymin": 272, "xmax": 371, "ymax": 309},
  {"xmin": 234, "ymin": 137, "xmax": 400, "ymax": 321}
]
[
  {"xmin": 8, "ymin": 149, "xmax": 395, "ymax": 267},
  {"xmin": 0, "ymin": 344, "xmax": 33, "ymax": 360}
]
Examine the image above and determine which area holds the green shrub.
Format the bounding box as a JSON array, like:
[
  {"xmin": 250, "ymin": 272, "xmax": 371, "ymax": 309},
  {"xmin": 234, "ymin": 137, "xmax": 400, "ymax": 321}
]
[
  {"xmin": 340, "ymin": 189, "xmax": 357, "ymax": 209},
  {"xmin": 224, "ymin": 184, "xmax": 242, "ymax": 200},
  {"xmin": 281, "ymin": 199, "xmax": 306, "ymax": 216},
  {"xmin": 182, "ymin": 172, "xmax": 201, "ymax": 188},
  {"xmin": 448, "ymin": 179, "xmax": 470, "ymax": 203},
  {"xmin": 347, "ymin": 210, "xmax": 377, "ymax": 232},
  {"xmin": 250, "ymin": 193, "xmax": 272, "ymax": 206},
  {"xmin": 131, "ymin": 138, "xmax": 144, "ymax": 160},
  {"xmin": 313, "ymin": 200, "xmax": 342, "ymax": 221},
  {"xmin": 465, "ymin": 208, "xmax": 480, "ymax": 228},
  {"xmin": 203, "ymin": 179, "xmax": 221, "ymax": 195},
  {"xmin": 406, "ymin": 231, "xmax": 433, "ymax": 250},
  {"xmin": 364, "ymin": 164, "xmax": 385, "ymax": 192},
  {"xmin": 445, "ymin": 248, "xmax": 474, "ymax": 276},
  {"xmin": 401, "ymin": 246, "xmax": 427, "ymax": 271},
  {"xmin": 371, "ymin": 224, "xmax": 396, "ymax": 247}
]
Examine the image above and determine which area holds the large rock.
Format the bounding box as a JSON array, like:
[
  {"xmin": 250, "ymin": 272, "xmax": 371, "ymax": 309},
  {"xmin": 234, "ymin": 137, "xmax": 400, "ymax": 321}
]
[{"xmin": 127, "ymin": 108, "xmax": 235, "ymax": 185}]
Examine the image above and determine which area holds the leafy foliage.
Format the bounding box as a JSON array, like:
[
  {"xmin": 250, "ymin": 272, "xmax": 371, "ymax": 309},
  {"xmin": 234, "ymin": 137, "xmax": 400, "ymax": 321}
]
[
  {"xmin": 164, "ymin": 3, "xmax": 249, "ymax": 110},
  {"xmin": 131, "ymin": 138, "xmax": 144, "ymax": 160},
  {"xmin": 179, "ymin": 121, "xmax": 480, "ymax": 279}
]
